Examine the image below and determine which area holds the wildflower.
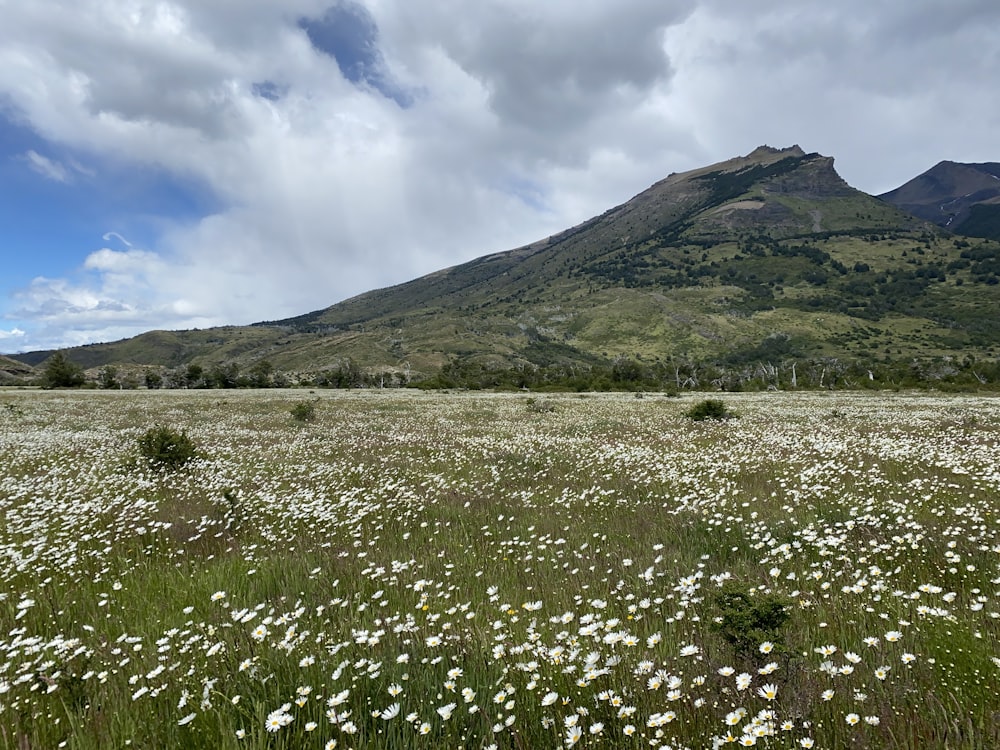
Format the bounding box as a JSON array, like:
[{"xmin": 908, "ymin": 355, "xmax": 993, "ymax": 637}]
[
  {"xmin": 901, "ymin": 652, "xmax": 917, "ymax": 664},
  {"xmin": 736, "ymin": 672, "xmax": 753, "ymax": 691},
  {"xmin": 265, "ymin": 715, "xmax": 286, "ymax": 732},
  {"xmin": 211, "ymin": 591, "xmax": 226, "ymax": 601},
  {"xmin": 565, "ymin": 724, "xmax": 583, "ymax": 745},
  {"xmin": 328, "ymin": 689, "xmax": 350, "ymax": 707},
  {"xmin": 542, "ymin": 691, "xmax": 559, "ymax": 706},
  {"xmin": 381, "ymin": 703, "xmax": 400, "ymax": 720},
  {"xmin": 623, "ymin": 724, "xmax": 636, "ymax": 736},
  {"xmin": 178, "ymin": 713, "xmax": 196, "ymax": 726},
  {"xmin": 846, "ymin": 713, "xmax": 860, "ymax": 725},
  {"xmin": 757, "ymin": 683, "xmax": 778, "ymax": 700},
  {"xmin": 864, "ymin": 715, "xmax": 880, "ymax": 725},
  {"xmin": 635, "ymin": 660, "xmax": 654, "ymax": 674},
  {"xmin": 800, "ymin": 739, "xmax": 814, "ymax": 748},
  {"xmin": 680, "ymin": 643, "xmax": 700, "ymax": 657},
  {"xmin": 437, "ymin": 702, "xmax": 456, "ymax": 720},
  {"xmin": 821, "ymin": 689, "xmax": 835, "ymax": 701},
  {"xmin": 759, "ymin": 641, "xmax": 774, "ymax": 654},
  {"xmin": 418, "ymin": 722, "xmax": 431, "ymax": 735}
]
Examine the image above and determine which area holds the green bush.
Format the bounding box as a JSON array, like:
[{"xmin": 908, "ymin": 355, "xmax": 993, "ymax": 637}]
[
  {"xmin": 290, "ymin": 400, "xmax": 318, "ymax": 423},
  {"xmin": 710, "ymin": 583, "xmax": 791, "ymax": 659},
  {"xmin": 137, "ymin": 425, "xmax": 197, "ymax": 470},
  {"xmin": 686, "ymin": 398, "xmax": 737, "ymax": 421}
]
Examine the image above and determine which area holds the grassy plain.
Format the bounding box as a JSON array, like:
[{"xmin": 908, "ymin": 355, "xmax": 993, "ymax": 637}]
[{"xmin": 1, "ymin": 389, "xmax": 998, "ymax": 748}]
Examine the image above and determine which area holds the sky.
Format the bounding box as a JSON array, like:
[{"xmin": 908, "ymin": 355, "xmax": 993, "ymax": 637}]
[{"xmin": 2, "ymin": 0, "xmax": 999, "ymax": 354}]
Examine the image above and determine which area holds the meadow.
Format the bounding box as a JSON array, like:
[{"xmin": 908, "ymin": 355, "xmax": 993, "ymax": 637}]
[{"xmin": 0, "ymin": 388, "xmax": 998, "ymax": 749}]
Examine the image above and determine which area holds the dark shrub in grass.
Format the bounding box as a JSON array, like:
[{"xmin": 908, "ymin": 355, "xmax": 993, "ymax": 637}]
[
  {"xmin": 290, "ymin": 401, "xmax": 318, "ymax": 423},
  {"xmin": 686, "ymin": 398, "xmax": 737, "ymax": 421},
  {"xmin": 711, "ymin": 583, "xmax": 791, "ymax": 659},
  {"xmin": 138, "ymin": 425, "xmax": 197, "ymax": 470}
]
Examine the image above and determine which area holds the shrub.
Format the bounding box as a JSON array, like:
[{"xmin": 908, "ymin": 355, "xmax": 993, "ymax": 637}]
[
  {"xmin": 290, "ymin": 400, "xmax": 318, "ymax": 423},
  {"xmin": 138, "ymin": 425, "xmax": 197, "ymax": 470},
  {"xmin": 711, "ymin": 583, "xmax": 791, "ymax": 659},
  {"xmin": 525, "ymin": 397, "xmax": 556, "ymax": 413},
  {"xmin": 686, "ymin": 398, "xmax": 737, "ymax": 421},
  {"xmin": 98, "ymin": 366, "xmax": 120, "ymax": 390}
]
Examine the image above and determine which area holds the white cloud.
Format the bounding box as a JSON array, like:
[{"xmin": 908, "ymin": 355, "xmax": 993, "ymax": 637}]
[
  {"xmin": 23, "ymin": 150, "xmax": 72, "ymax": 182},
  {"xmin": 2, "ymin": 1, "xmax": 1000, "ymax": 351}
]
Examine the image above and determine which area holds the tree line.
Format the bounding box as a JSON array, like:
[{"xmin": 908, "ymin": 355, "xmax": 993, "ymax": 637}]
[{"xmin": 35, "ymin": 350, "xmax": 1000, "ymax": 393}]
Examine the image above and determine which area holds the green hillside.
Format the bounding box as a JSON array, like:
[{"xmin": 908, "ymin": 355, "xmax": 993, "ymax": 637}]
[
  {"xmin": 0, "ymin": 354, "xmax": 34, "ymax": 384},
  {"xmin": 11, "ymin": 145, "xmax": 1000, "ymax": 387}
]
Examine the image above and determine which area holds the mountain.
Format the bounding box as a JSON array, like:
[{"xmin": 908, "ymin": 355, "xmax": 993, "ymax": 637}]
[
  {"xmin": 0, "ymin": 354, "xmax": 34, "ymax": 384},
  {"xmin": 880, "ymin": 160, "xmax": 1000, "ymax": 240},
  {"xmin": 9, "ymin": 145, "xmax": 1000, "ymax": 383}
]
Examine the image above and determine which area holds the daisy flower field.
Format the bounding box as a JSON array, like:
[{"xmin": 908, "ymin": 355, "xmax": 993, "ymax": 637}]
[{"xmin": 0, "ymin": 389, "xmax": 997, "ymax": 748}]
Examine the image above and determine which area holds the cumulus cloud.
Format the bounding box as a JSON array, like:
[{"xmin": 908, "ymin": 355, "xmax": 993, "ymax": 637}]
[{"xmin": 1, "ymin": 1, "xmax": 1000, "ymax": 352}]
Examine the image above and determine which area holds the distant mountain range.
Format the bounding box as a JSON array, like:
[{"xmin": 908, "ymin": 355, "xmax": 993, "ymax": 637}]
[{"xmin": 8, "ymin": 145, "xmax": 1000, "ymax": 386}]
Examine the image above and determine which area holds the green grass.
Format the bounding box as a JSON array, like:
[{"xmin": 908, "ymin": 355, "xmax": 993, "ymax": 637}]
[{"xmin": 1, "ymin": 390, "xmax": 999, "ymax": 748}]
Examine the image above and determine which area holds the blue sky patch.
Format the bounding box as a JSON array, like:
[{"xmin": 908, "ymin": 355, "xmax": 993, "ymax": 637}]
[
  {"xmin": 0, "ymin": 112, "xmax": 220, "ymax": 295},
  {"xmin": 298, "ymin": 2, "xmax": 412, "ymax": 107}
]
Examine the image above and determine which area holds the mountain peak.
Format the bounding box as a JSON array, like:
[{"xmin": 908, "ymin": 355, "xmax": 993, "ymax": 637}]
[
  {"xmin": 880, "ymin": 159, "xmax": 1000, "ymax": 237},
  {"xmin": 747, "ymin": 144, "xmax": 805, "ymax": 160}
]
